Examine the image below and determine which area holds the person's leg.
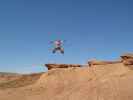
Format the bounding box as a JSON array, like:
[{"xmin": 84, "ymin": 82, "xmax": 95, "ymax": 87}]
[
  {"xmin": 52, "ymin": 48, "xmax": 56, "ymax": 53},
  {"xmin": 60, "ymin": 47, "xmax": 64, "ymax": 54}
]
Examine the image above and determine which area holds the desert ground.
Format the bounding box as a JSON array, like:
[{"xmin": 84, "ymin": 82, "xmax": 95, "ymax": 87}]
[{"xmin": 0, "ymin": 59, "xmax": 133, "ymax": 100}]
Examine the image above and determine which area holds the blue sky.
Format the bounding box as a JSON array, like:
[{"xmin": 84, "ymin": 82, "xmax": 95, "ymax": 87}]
[{"xmin": 0, "ymin": 0, "xmax": 133, "ymax": 73}]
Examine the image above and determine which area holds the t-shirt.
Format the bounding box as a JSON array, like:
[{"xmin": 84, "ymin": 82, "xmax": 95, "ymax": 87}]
[{"xmin": 54, "ymin": 40, "xmax": 63, "ymax": 47}]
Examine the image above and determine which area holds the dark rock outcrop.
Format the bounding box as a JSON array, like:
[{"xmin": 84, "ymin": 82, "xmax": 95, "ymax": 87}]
[{"xmin": 45, "ymin": 64, "xmax": 81, "ymax": 70}]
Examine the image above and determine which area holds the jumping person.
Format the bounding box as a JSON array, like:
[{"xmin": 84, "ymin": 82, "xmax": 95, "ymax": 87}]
[{"xmin": 50, "ymin": 40, "xmax": 65, "ymax": 54}]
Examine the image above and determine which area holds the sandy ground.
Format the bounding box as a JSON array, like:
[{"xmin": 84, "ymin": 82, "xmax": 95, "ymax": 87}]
[{"xmin": 0, "ymin": 63, "xmax": 133, "ymax": 100}]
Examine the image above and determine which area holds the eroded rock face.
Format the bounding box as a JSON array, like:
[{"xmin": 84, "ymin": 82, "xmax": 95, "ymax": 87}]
[
  {"xmin": 45, "ymin": 64, "xmax": 81, "ymax": 70},
  {"xmin": 88, "ymin": 60, "xmax": 121, "ymax": 67},
  {"xmin": 121, "ymin": 53, "xmax": 133, "ymax": 65},
  {"xmin": 122, "ymin": 59, "xmax": 133, "ymax": 65},
  {"xmin": 87, "ymin": 53, "xmax": 133, "ymax": 67}
]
